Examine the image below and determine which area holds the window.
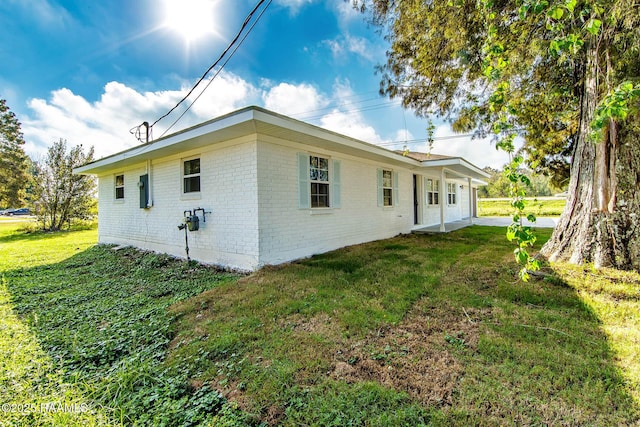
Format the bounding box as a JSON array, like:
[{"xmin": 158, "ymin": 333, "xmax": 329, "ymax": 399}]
[
  {"xmin": 298, "ymin": 153, "xmax": 340, "ymax": 210},
  {"xmin": 377, "ymin": 169, "xmax": 398, "ymax": 208},
  {"xmin": 382, "ymin": 170, "xmax": 393, "ymax": 207},
  {"xmin": 115, "ymin": 174, "xmax": 124, "ymax": 199},
  {"xmin": 447, "ymin": 182, "xmax": 457, "ymax": 205},
  {"xmin": 310, "ymin": 155, "xmax": 330, "ymax": 208},
  {"xmin": 183, "ymin": 158, "xmax": 201, "ymax": 193},
  {"xmin": 426, "ymin": 178, "xmax": 439, "ymax": 205}
]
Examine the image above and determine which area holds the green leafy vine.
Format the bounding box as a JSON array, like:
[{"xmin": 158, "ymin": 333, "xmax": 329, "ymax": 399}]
[
  {"xmin": 478, "ymin": 0, "xmax": 542, "ymax": 280},
  {"xmin": 475, "ymin": 0, "xmax": 640, "ymax": 280}
]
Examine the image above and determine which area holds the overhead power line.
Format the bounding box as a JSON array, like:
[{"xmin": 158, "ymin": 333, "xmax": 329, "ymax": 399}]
[
  {"xmin": 144, "ymin": 0, "xmax": 272, "ymax": 139},
  {"xmin": 374, "ymin": 133, "xmax": 476, "ymax": 148},
  {"xmin": 159, "ymin": 0, "xmax": 272, "ymax": 138},
  {"xmin": 294, "ymin": 99, "xmax": 403, "ymax": 122}
]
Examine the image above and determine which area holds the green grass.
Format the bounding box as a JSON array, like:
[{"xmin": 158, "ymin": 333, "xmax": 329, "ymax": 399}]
[
  {"xmin": 1, "ymin": 221, "xmax": 638, "ymax": 425},
  {"xmin": 478, "ymin": 197, "xmax": 566, "ymax": 216},
  {"xmin": 167, "ymin": 226, "xmax": 639, "ymax": 425},
  {"xmin": 0, "ymin": 222, "xmax": 251, "ymax": 426}
]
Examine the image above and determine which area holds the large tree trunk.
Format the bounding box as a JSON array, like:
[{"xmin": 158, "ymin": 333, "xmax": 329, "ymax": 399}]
[
  {"xmin": 541, "ymin": 43, "xmax": 640, "ymax": 270},
  {"xmin": 609, "ymin": 114, "xmax": 640, "ymax": 268}
]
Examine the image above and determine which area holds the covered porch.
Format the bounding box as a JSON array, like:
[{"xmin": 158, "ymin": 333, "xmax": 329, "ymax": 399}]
[{"xmin": 408, "ymin": 153, "xmax": 489, "ymax": 232}]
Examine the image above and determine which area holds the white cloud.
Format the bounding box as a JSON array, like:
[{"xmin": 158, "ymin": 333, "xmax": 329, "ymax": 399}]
[
  {"xmin": 262, "ymin": 82, "xmax": 328, "ymax": 116},
  {"xmin": 324, "ymin": 39, "xmax": 343, "ymax": 57},
  {"xmin": 21, "ymin": 71, "xmax": 260, "ymax": 160},
  {"xmin": 275, "ymin": 0, "xmax": 314, "ymax": 14},
  {"xmin": 393, "ymin": 129, "xmax": 415, "ymax": 144},
  {"xmin": 7, "ymin": 0, "xmax": 73, "ymax": 28},
  {"xmin": 323, "ymin": 34, "xmax": 373, "ymax": 61},
  {"xmin": 332, "ymin": 0, "xmax": 361, "ymax": 25},
  {"xmin": 317, "ymin": 79, "xmax": 383, "ymax": 143},
  {"xmin": 262, "ymin": 79, "xmax": 395, "ymax": 145},
  {"xmin": 319, "ymin": 110, "xmax": 382, "ymax": 143},
  {"xmin": 20, "ymin": 74, "xmax": 501, "ymax": 170},
  {"xmin": 184, "ymin": 73, "xmax": 261, "ymax": 121}
]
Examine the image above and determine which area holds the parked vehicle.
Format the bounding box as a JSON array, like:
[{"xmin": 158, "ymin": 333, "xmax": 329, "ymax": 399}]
[{"xmin": 4, "ymin": 208, "xmax": 31, "ymax": 216}]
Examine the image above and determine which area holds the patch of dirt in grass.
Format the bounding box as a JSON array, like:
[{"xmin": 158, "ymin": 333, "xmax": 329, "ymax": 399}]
[
  {"xmin": 263, "ymin": 404, "xmax": 286, "ymax": 426},
  {"xmin": 331, "ymin": 305, "xmax": 484, "ymax": 406},
  {"xmin": 279, "ymin": 312, "xmax": 336, "ymax": 334}
]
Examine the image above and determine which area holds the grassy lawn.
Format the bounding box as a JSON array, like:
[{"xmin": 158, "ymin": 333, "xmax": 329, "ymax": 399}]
[
  {"xmin": 0, "ymin": 221, "xmax": 638, "ymax": 425},
  {"xmin": 0, "ymin": 223, "xmax": 247, "ymax": 426},
  {"xmin": 478, "ymin": 197, "xmax": 566, "ymax": 217}
]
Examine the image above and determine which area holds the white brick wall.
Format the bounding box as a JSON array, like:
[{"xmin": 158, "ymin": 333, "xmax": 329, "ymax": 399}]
[
  {"xmin": 97, "ymin": 140, "xmax": 260, "ymax": 271},
  {"xmin": 255, "ymin": 140, "xmax": 414, "ymax": 266},
  {"xmin": 96, "ymin": 136, "xmax": 479, "ymax": 271}
]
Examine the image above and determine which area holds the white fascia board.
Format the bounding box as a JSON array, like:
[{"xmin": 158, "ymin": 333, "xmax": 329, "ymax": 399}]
[
  {"xmin": 420, "ymin": 157, "xmax": 489, "ymax": 181},
  {"xmin": 75, "ymin": 106, "xmax": 488, "ymax": 176},
  {"xmin": 75, "ymin": 106, "xmax": 422, "ymax": 175},
  {"xmin": 74, "ymin": 107, "xmax": 258, "ymax": 175},
  {"xmin": 251, "ymin": 108, "xmax": 420, "ymax": 168}
]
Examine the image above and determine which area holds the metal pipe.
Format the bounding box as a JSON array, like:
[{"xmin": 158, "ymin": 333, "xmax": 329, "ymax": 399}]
[{"xmin": 184, "ymin": 225, "xmax": 190, "ymax": 262}]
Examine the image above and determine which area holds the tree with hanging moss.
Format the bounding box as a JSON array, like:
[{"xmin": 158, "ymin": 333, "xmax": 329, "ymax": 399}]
[
  {"xmin": 358, "ymin": 0, "xmax": 640, "ymax": 273},
  {"xmin": 32, "ymin": 139, "xmax": 96, "ymax": 231},
  {"xmin": 0, "ymin": 98, "xmax": 30, "ymax": 208}
]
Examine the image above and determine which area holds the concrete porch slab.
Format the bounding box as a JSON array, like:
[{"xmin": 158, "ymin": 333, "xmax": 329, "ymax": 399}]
[{"xmin": 412, "ymin": 216, "xmax": 558, "ymax": 234}]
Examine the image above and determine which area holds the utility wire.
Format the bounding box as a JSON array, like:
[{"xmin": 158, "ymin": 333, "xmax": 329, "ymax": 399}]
[
  {"xmin": 286, "ymin": 91, "xmax": 382, "ymax": 119},
  {"xmin": 374, "ymin": 133, "xmax": 477, "ymax": 148},
  {"xmin": 296, "ymin": 100, "xmax": 403, "ymax": 122},
  {"xmin": 160, "ymin": 0, "xmax": 272, "ymax": 138},
  {"xmin": 150, "ymin": 0, "xmax": 271, "ymax": 133}
]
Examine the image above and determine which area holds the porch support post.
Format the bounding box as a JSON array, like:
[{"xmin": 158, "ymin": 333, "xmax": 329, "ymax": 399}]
[
  {"xmin": 439, "ymin": 168, "xmax": 446, "ymax": 232},
  {"xmin": 468, "ymin": 177, "xmax": 473, "ymax": 224}
]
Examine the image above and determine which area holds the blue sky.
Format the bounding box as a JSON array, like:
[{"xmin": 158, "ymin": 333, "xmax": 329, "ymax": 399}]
[{"xmin": 0, "ymin": 0, "xmax": 511, "ymax": 168}]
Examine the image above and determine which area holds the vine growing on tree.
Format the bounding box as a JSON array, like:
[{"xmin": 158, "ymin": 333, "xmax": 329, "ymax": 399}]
[
  {"xmin": 478, "ymin": 0, "xmax": 542, "ymax": 280},
  {"xmin": 477, "ymin": 0, "xmax": 639, "ymax": 279},
  {"xmin": 359, "ymin": 0, "xmax": 640, "ymax": 272}
]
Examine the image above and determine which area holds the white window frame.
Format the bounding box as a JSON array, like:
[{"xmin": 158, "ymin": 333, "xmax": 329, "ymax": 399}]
[
  {"xmin": 115, "ymin": 174, "xmax": 124, "ymax": 200},
  {"xmin": 182, "ymin": 157, "xmax": 201, "ymax": 195},
  {"xmin": 382, "ymin": 169, "xmax": 393, "ymax": 207},
  {"xmin": 309, "ymin": 155, "xmax": 330, "ymax": 208},
  {"xmin": 447, "ymin": 182, "xmax": 457, "ymax": 205},
  {"xmin": 426, "ymin": 178, "xmax": 440, "ymax": 206}
]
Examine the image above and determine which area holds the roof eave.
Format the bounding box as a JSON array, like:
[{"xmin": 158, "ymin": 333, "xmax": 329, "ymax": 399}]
[
  {"xmin": 420, "ymin": 157, "xmax": 489, "ymax": 182},
  {"xmin": 74, "ymin": 107, "xmax": 259, "ymax": 175},
  {"xmin": 73, "ymin": 107, "xmax": 490, "ymax": 179},
  {"xmin": 74, "ymin": 106, "xmax": 422, "ymax": 175}
]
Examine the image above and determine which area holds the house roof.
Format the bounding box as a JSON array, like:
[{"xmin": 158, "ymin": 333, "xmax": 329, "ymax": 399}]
[
  {"xmin": 401, "ymin": 151, "xmax": 454, "ymax": 162},
  {"xmin": 74, "ymin": 106, "xmax": 489, "ymax": 182}
]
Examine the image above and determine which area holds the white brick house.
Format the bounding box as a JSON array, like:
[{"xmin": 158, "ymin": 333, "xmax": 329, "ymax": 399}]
[{"xmin": 75, "ymin": 107, "xmax": 488, "ymax": 271}]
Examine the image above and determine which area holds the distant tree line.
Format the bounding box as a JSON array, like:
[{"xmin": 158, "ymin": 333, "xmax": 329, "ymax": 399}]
[
  {"xmin": 477, "ymin": 166, "xmax": 565, "ymax": 199},
  {"xmin": 0, "ymin": 98, "xmax": 95, "ymax": 231}
]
